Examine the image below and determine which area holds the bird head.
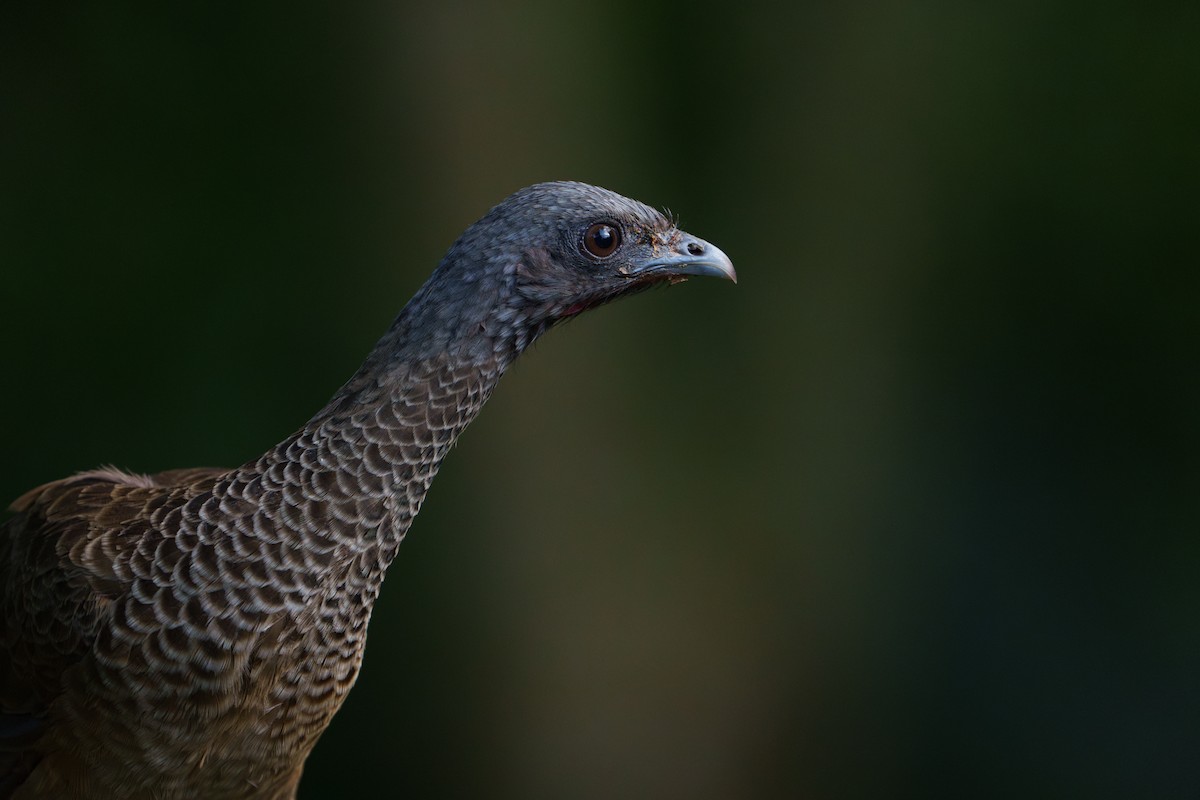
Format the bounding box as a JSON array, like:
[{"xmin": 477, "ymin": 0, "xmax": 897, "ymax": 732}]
[
  {"xmin": 491, "ymin": 181, "xmax": 735, "ymax": 320},
  {"xmin": 397, "ymin": 181, "xmax": 736, "ymax": 360}
]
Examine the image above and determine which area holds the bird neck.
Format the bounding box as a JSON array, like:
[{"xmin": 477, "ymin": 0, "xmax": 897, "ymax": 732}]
[{"xmin": 257, "ymin": 282, "xmax": 532, "ymax": 579}]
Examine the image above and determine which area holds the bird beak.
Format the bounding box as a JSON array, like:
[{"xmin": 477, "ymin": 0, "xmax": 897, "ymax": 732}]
[{"xmin": 628, "ymin": 234, "xmax": 737, "ymax": 284}]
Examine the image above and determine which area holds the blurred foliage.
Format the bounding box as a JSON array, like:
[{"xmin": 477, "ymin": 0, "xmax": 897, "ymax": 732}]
[{"xmin": 1, "ymin": 1, "xmax": 1197, "ymax": 798}]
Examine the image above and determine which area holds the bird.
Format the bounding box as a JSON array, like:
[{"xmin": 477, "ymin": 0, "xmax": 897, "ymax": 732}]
[{"xmin": 0, "ymin": 181, "xmax": 735, "ymax": 799}]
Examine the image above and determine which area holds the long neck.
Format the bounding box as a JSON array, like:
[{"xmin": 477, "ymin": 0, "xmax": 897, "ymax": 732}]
[{"xmin": 244, "ymin": 275, "xmax": 533, "ymax": 583}]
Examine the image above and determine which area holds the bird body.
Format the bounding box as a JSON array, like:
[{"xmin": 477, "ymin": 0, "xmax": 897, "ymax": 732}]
[{"xmin": 0, "ymin": 182, "xmax": 734, "ymax": 798}]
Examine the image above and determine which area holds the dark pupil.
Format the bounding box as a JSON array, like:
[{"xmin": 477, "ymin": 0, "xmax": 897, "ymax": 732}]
[{"xmin": 592, "ymin": 226, "xmax": 614, "ymax": 251}]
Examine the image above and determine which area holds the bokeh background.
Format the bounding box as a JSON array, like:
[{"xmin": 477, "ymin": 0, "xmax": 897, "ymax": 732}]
[{"xmin": 2, "ymin": 2, "xmax": 1197, "ymax": 797}]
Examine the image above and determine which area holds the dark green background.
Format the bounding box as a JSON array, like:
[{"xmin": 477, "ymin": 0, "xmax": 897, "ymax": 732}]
[{"xmin": 2, "ymin": 2, "xmax": 1197, "ymax": 797}]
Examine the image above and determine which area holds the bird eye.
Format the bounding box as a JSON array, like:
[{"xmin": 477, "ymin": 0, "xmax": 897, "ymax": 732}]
[{"xmin": 581, "ymin": 223, "xmax": 621, "ymax": 259}]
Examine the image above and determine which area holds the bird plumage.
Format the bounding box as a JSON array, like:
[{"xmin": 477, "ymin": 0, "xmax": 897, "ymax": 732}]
[{"xmin": 0, "ymin": 181, "xmax": 734, "ymax": 798}]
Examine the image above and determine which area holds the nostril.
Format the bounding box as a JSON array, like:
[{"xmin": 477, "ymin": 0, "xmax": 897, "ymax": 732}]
[{"xmin": 686, "ymin": 241, "xmax": 704, "ymax": 256}]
